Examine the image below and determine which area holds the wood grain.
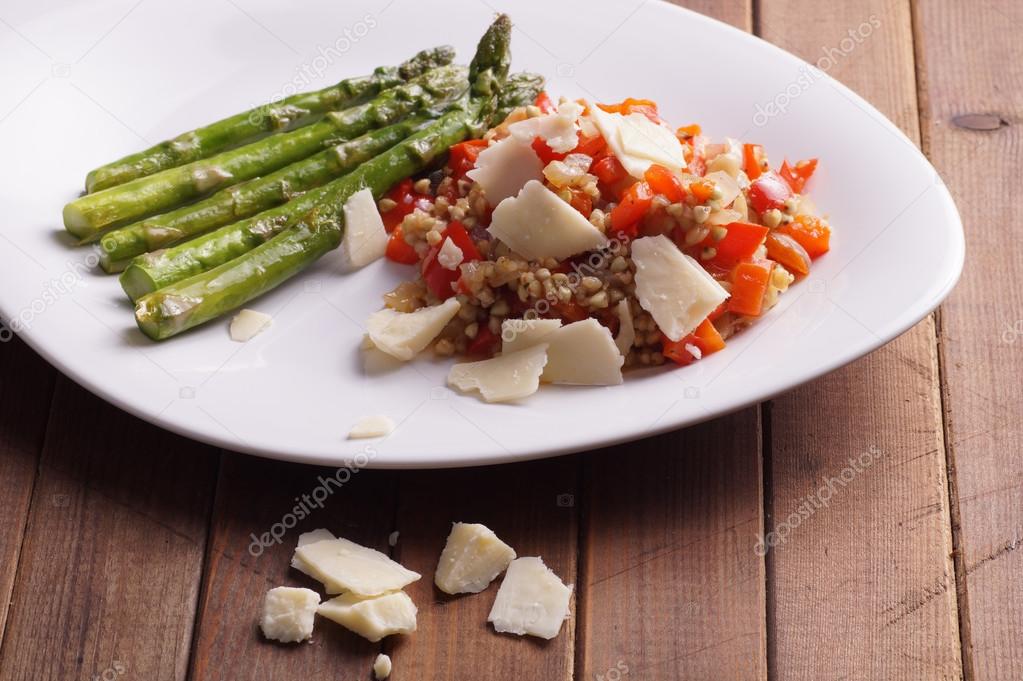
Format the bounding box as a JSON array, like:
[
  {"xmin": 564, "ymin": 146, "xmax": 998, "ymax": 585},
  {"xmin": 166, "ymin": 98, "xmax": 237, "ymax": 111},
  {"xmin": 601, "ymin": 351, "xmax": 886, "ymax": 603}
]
[
  {"xmin": 756, "ymin": 1, "xmax": 962, "ymax": 679},
  {"xmin": 914, "ymin": 0, "xmax": 1023, "ymax": 678},
  {"xmin": 0, "ymin": 338, "xmax": 55, "ymax": 645},
  {"xmin": 0, "ymin": 377, "xmax": 219, "ymax": 681},
  {"xmin": 387, "ymin": 458, "xmax": 579, "ymax": 680},
  {"xmin": 189, "ymin": 452, "xmax": 396, "ymax": 681},
  {"xmin": 576, "ymin": 4, "xmax": 766, "ymax": 679}
]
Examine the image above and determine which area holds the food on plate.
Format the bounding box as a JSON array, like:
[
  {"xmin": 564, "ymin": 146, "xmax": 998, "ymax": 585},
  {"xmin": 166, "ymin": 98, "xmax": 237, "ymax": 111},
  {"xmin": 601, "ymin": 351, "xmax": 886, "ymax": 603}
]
[
  {"xmin": 317, "ymin": 590, "xmax": 418, "ymax": 642},
  {"xmin": 228, "ymin": 308, "xmax": 272, "ymax": 342},
  {"xmin": 488, "ymin": 556, "xmax": 572, "ymax": 639},
  {"xmin": 82, "ymin": 46, "xmax": 455, "ymax": 193},
  {"xmin": 434, "ymin": 522, "xmax": 516, "ymax": 594},
  {"xmin": 259, "ymin": 586, "xmax": 320, "ymax": 643},
  {"xmin": 446, "ymin": 343, "xmax": 549, "ymax": 402},
  {"xmin": 348, "ymin": 414, "xmax": 397, "ymax": 439},
  {"xmin": 366, "ymin": 297, "xmax": 461, "ymax": 360},
  {"xmin": 373, "ymin": 653, "xmax": 393, "ymax": 680}
]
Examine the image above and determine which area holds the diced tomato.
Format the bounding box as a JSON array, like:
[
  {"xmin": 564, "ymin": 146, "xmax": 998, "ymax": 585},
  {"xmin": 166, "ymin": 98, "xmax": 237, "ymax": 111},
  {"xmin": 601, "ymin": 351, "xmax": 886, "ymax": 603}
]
[
  {"xmin": 707, "ymin": 222, "xmax": 769, "ymax": 268},
  {"xmin": 610, "ymin": 181, "xmax": 654, "ymax": 238},
  {"xmin": 531, "ymin": 136, "xmax": 567, "ymax": 164},
  {"xmin": 688, "ymin": 134, "xmax": 707, "ymax": 176},
  {"xmin": 385, "ymin": 226, "xmax": 418, "ymax": 264},
  {"xmin": 534, "ymin": 91, "xmax": 557, "ymax": 114},
  {"xmin": 447, "ymin": 139, "xmax": 488, "ymax": 179},
  {"xmin": 467, "ymin": 326, "xmax": 500, "ymax": 356},
  {"xmin": 676, "ymin": 123, "xmax": 701, "ymax": 140},
  {"xmin": 572, "ymin": 131, "xmax": 606, "ymax": 158},
  {"xmin": 597, "ymin": 98, "xmax": 662, "ymax": 124},
  {"xmin": 777, "ymin": 214, "xmax": 830, "ymax": 258},
  {"xmin": 421, "ymin": 222, "xmax": 481, "ymax": 299},
  {"xmin": 742, "ymin": 143, "xmax": 765, "ymax": 181},
  {"xmin": 644, "ymin": 164, "xmax": 684, "ymax": 203},
  {"xmin": 689, "ymin": 178, "xmax": 716, "ymax": 204},
  {"xmin": 779, "ymin": 158, "xmax": 818, "ymax": 193},
  {"xmin": 380, "ymin": 178, "xmax": 433, "ymax": 233},
  {"xmin": 728, "ymin": 260, "xmax": 774, "ymax": 316},
  {"xmin": 661, "ymin": 319, "xmax": 726, "ymax": 366},
  {"xmin": 765, "ymin": 232, "xmax": 811, "ymax": 276},
  {"xmin": 748, "ymin": 171, "xmax": 793, "ymax": 214},
  {"xmin": 567, "ymin": 187, "xmax": 592, "ymax": 217}
]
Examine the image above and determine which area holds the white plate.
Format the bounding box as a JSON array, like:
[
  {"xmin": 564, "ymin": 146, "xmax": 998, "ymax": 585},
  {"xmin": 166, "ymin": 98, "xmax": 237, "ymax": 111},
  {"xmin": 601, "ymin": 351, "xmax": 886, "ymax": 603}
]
[{"xmin": 0, "ymin": 0, "xmax": 963, "ymax": 468}]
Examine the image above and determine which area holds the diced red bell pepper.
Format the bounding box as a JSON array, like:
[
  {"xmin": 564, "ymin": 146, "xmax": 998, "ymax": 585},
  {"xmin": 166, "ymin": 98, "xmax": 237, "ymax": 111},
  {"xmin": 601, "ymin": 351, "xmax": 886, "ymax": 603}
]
[
  {"xmin": 447, "ymin": 139, "xmax": 489, "ymax": 179},
  {"xmin": 707, "ymin": 221, "xmax": 769, "ymax": 269},
  {"xmin": 534, "ymin": 91, "xmax": 557, "ymax": 114},
  {"xmin": 421, "ymin": 222, "xmax": 482, "ymax": 299},
  {"xmin": 531, "ymin": 136, "xmax": 567, "ymax": 164},
  {"xmin": 661, "ymin": 319, "xmax": 726, "ymax": 366},
  {"xmin": 688, "ymin": 178, "xmax": 716, "ymax": 204},
  {"xmin": 592, "ymin": 154, "xmax": 627, "ymax": 186},
  {"xmin": 742, "ymin": 143, "xmax": 765, "ymax": 180},
  {"xmin": 728, "ymin": 260, "xmax": 775, "ymax": 316},
  {"xmin": 765, "ymin": 232, "xmax": 811, "ymax": 276},
  {"xmin": 748, "ymin": 171, "xmax": 793, "ymax": 214},
  {"xmin": 566, "ymin": 187, "xmax": 592, "ymax": 217},
  {"xmin": 380, "ymin": 178, "xmax": 433, "ymax": 233},
  {"xmin": 572, "ymin": 131, "xmax": 606, "ymax": 157},
  {"xmin": 467, "ymin": 325, "xmax": 500, "ymax": 356},
  {"xmin": 385, "ymin": 226, "xmax": 418, "ymax": 264},
  {"xmin": 779, "ymin": 158, "xmax": 818, "ymax": 193},
  {"xmin": 610, "ymin": 181, "xmax": 654, "ymax": 238},
  {"xmin": 777, "ymin": 214, "xmax": 830, "ymax": 258},
  {"xmin": 644, "ymin": 164, "xmax": 684, "ymax": 203},
  {"xmin": 676, "ymin": 123, "xmax": 701, "ymax": 140},
  {"xmin": 554, "ymin": 300, "xmax": 589, "ymax": 322},
  {"xmin": 597, "ymin": 98, "xmax": 663, "ymax": 124}
]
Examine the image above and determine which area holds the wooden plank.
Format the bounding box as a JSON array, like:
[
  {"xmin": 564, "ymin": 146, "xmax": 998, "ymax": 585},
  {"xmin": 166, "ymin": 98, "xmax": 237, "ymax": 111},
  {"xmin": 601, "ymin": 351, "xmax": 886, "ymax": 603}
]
[
  {"xmin": 756, "ymin": 1, "xmax": 962, "ymax": 678},
  {"xmin": 580, "ymin": 413, "xmax": 765, "ymax": 680},
  {"xmin": 0, "ymin": 338, "xmax": 56, "ymax": 644},
  {"xmin": 387, "ymin": 458, "xmax": 579, "ymax": 680},
  {"xmin": 914, "ymin": 1, "xmax": 1023, "ymax": 677},
  {"xmin": 189, "ymin": 452, "xmax": 396, "ymax": 681},
  {"xmin": 0, "ymin": 378, "xmax": 219, "ymax": 681},
  {"xmin": 577, "ymin": 4, "xmax": 765, "ymax": 680}
]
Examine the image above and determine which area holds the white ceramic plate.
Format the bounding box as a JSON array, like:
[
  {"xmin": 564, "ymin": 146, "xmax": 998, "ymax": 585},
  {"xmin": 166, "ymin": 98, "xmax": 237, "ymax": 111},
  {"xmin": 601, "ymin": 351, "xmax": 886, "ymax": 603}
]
[{"xmin": 0, "ymin": 0, "xmax": 963, "ymax": 468}]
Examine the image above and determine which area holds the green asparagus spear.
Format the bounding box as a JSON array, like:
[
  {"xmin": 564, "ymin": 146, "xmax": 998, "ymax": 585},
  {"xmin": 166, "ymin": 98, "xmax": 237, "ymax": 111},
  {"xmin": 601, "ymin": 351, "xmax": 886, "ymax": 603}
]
[
  {"xmin": 133, "ymin": 16, "xmax": 512, "ymax": 340},
  {"xmin": 119, "ymin": 71, "xmax": 541, "ymax": 301},
  {"xmin": 84, "ymin": 46, "xmax": 455, "ymax": 193},
  {"xmin": 99, "ymin": 115, "xmax": 432, "ymax": 273},
  {"xmin": 64, "ymin": 64, "xmax": 469, "ymax": 241}
]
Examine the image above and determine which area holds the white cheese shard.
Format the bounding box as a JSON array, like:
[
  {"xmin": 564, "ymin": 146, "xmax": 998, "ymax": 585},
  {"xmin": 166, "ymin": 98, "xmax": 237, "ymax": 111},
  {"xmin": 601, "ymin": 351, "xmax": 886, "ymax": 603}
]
[
  {"xmin": 291, "ymin": 529, "xmax": 341, "ymax": 590},
  {"xmin": 488, "ymin": 557, "xmax": 572, "ymax": 640},
  {"xmin": 229, "ymin": 308, "xmax": 272, "ymax": 342},
  {"xmin": 631, "ymin": 235, "xmax": 729, "ymax": 341},
  {"xmin": 466, "ymin": 136, "xmax": 543, "ymax": 205},
  {"xmin": 501, "ymin": 318, "xmax": 562, "ymax": 354},
  {"xmin": 540, "ymin": 318, "xmax": 624, "ymax": 385},
  {"xmin": 365, "ymin": 298, "xmax": 460, "ymax": 361},
  {"xmin": 341, "ymin": 187, "xmax": 388, "ymax": 268},
  {"xmin": 434, "ymin": 522, "xmax": 517, "ymax": 595},
  {"xmin": 260, "ymin": 586, "xmax": 320, "ymax": 643},
  {"xmin": 348, "ymin": 415, "xmax": 396, "ymax": 439},
  {"xmin": 294, "ymin": 537, "xmax": 421, "ymax": 597},
  {"xmin": 704, "ymin": 170, "xmax": 740, "ymax": 208},
  {"xmin": 448, "ymin": 343, "xmax": 549, "ymax": 403},
  {"xmin": 317, "ymin": 590, "xmax": 417, "ymax": 642},
  {"xmin": 487, "ymin": 180, "xmax": 608, "ymax": 261},
  {"xmin": 614, "ymin": 300, "xmax": 635, "ymax": 356},
  {"xmin": 509, "ymin": 100, "xmax": 584, "ymax": 153},
  {"xmin": 298, "ymin": 528, "xmax": 336, "ymax": 546},
  {"xmin": 587, "ymin": 104, "xmax": 685, "ymax": 179},
  {"xmin": 373, "ymin": 653, "xmax": 392, "ymax": 680},
  {"xmin": 436, "ymin": 236, "xmax": 464, "ymax": 270}
]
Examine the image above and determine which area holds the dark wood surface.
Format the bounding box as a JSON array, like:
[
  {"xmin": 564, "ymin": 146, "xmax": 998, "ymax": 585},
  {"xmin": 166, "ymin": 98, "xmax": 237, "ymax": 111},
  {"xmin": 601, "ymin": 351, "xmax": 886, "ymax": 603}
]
[{"xmin": 1, "ymin": 1, "xmax": 1019, "ymax": 679}]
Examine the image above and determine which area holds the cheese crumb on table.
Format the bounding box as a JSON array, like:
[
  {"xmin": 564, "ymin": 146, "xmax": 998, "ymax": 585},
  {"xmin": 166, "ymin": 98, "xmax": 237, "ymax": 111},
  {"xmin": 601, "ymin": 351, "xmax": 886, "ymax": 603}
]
[
  {"xmin": 373, "ymin": 653, "xmax": 392, "ymax": 680},
  {"xmin": 293, "ymin": 536, "xmax": 420, "ymax": 597},
  {"xmin": 488, "ymin": 557, "xmax": 572, "ymax": 640},
  {"xmin": 229, "ymin": 309, "xmax": 272, "ymax": 342},
  {"xmin": 260, "ymin": 586, "xmax": 320, "ymax": 643},
  {"xmin": 348, "ymin": 415, "xmax": 396, "ymax": 439},
  {"xmin": 434, "ymin": 522, "xmax": 516, "ymax": 595}
]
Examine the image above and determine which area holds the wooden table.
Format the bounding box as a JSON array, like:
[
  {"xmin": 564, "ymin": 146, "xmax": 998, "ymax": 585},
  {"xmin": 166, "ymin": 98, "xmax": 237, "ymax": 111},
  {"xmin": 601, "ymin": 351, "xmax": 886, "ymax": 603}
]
[{"xmin": 1, "ymin": 1, "xmax": 1020, "ymax": 679}]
